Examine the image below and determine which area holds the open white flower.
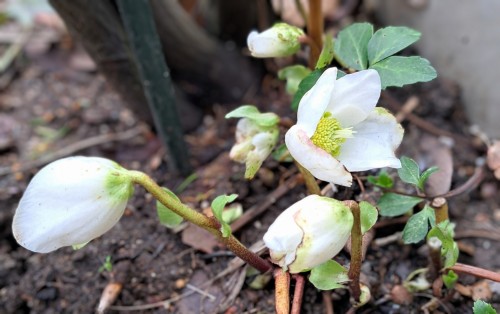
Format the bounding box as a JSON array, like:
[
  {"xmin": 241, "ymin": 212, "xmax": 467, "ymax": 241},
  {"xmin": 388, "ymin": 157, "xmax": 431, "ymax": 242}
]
[
  {"xmin": 263, "ymin": 195, "xmax": 353, "ymax": 274},
  {"xmin": 285, "ymin": 68, "xmax": 403, "ymax": 186},
  {"xmin": 247, "ymin": 23, "xmax": 304, "ymax": 58},
  {"xmin": 12, "ymin": 156, "xmax": 134, "ymax": 253}
]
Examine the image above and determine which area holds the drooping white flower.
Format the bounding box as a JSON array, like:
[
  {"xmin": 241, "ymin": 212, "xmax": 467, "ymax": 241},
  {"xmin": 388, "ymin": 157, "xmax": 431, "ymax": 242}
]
[
  {"xmin": 12, "ymin": 156, "xmax": 134, "ymax": 253},
  {"xmin": 263, "ymin": 195, "xmax": 353, "ymax": 274},
  {"xmin": 247, "ymin": 23, "xmax": 304, "ymax": 58},
  {"xmin": 226, "ymin": 105, "xmax": 279, "ymax": 179},
  {"xmin": 285, "ymin": 67, "xmax": 403, "ymax": 186}
]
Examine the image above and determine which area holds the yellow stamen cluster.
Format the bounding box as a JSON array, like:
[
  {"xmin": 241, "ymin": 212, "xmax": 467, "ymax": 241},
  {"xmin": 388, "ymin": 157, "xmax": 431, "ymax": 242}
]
[{"xmin": 310, "ymin": 113, "xmax": 354, "ymax": 156}]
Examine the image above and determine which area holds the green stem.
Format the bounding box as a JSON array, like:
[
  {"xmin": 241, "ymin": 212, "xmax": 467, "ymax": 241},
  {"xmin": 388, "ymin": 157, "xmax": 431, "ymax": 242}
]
[
  {"xmin": 294, "ymin": 161, "xmax": 321, "ymax": 195},
  {"xmin": 307, "ymin": 0, "xmax": 323, "ymax": 69},
  {"xmin": 129, "ymin": 171, "xmax": 272, "ymax": 273},
  {"xmin": 431, "ymin": 197, "xmax": 449, "ymax": 224},
  {"xmin": 345, "ymin": 200, "xmax": 362, "ymax": 302}
]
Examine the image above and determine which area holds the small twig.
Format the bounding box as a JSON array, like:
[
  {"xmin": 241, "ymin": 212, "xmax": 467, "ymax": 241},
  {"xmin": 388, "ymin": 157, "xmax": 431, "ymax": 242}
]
[
  {"xmin": 231, "ymin": 174, "xmax": 299, "ymax": 232},
  {"xmin": 431, "ymin": 166, "xmax": 485, "ymax": 199},
  {"xmin": 323, "ymin": 291, "xmax": 334, "ymax": 314},
  {"xmin": 450, "ymin": 263, "xmax": 500, "ymax": 282},
  {"xmin": 455, "ymin": 229, "xmax": 500, "ymax": 241},
  {"xmin": 291, "ymin": 275, "xmax": 306, "ymax": 314},
  {"xmin": 395, "ymin": 96, "xmax": 420, "ymax": 123},
  {"xmin": 0, "ymin": 125, "xmax": 146, "ymax": 177},
  {"xmin": 186, "ymin": 284, "xmax": 216, "ymax": 301},
  {"xmin": 381, "ymin": 91, "xmax": 471, "ymax": 146}
]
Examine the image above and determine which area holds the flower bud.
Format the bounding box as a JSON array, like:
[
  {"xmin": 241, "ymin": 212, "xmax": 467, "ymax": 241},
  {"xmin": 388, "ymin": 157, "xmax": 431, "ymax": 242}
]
[
  {"xmin": 12, "ymin": 156, "xmax": 134, "ymax": 253},
  {"xmin": 229, "ymin": 118, "xmax": 279, "ymax": 179},
  {"xmin": 263, "ymin": 195, "xmax": 353, "ymax": 273},
  {"xmin": 247, "ymin": 23, "xmax": 304, "ymax": 58}
]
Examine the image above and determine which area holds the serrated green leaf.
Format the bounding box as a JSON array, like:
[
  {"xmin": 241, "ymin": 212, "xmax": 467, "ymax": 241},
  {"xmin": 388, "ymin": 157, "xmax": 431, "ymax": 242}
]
[
  {"xmin": 402, "ymin": 205, "xmax": 434, "ymax": 244},
  {"xmin": 309, "ymin": 260, "xmax": 349, "ymax": 290},
  {"xmin": 442, "ymin": 270, "xmax": 458, "ymax": 290},
  {"xmin": 370, "ymin": 56, "xmax": 437, "ymax": 89},
  {"xmin": 360, "ymin": 201, "xmax": 378, "ymax": 234},
  {"xmin": 225, "ymin": 105, "xmax": 279, "ymax": 127},
  {"xmin": 278, "ymin": 65, "xmax": 312, "ymax": 95},
  {"xmin": 367, "ymin": 170, "xmax": 393, "ymax": 188},
  {"xmin": 334, "ymin": 23, "xmax": 373, "ymax": 70},
  {"xmin": 473, "ymin": 300, "xmax": 497, "ymax": 314},
  {"xmin": 419, "ymin": 166, "xmax": 439, "ymax": 190},
  {"xmin": 378, "ymin": 193, "xmax": 423, "ymax": 217},
  {"xmin": 157, "ymin": 187, "xmax": 184, "ymax": 228},
  {"xmin": 427, "ymin": 221, "xmax": 458, "ymax": 268},
  {"xmin": 291, "ymin": 69, "xmax": 324, "ymax": 111},
  {"xmin": 211, "ymin": 194, "xmax": 238, "ymax": 237},
  {"xmin": 368, "ymin": 26, "xmax": 421, "ymax": 65},
  {"xmin": 398, "ymin": 156, "xmax": 421, "ymax": 186},
  {"xmin": 316, "ymin": 35, "xmax": 334, "ymax": 69}
]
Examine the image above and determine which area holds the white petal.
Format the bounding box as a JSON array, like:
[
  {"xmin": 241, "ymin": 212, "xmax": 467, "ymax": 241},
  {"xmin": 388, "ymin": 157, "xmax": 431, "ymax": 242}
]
[
  {"xmin": 263, "ymin": 201, "xmax": 304, "ymax": 268},
  {"xmin": 296, "ymin": 68, "xmax": 338, "ymax": 137},
  {"xmin": 328, "ymin": 69, "xmax": 381, "ymax": 127},
  {"xmin": 285, "ymin": 125, "xmax": 352, "ymax": 186},
  {"xmin": 12, "ymin": 157, "xmax": 131, "ymax": 253},
  {"xmin": 337, "ymin": 108, "xmax": 404, "ymax": 172}
]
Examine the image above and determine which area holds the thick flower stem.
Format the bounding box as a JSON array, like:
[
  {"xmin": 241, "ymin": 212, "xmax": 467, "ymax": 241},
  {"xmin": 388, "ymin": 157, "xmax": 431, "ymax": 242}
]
[
  {"xmin": 274, "ymin": 269, "xmax": 291, "ymax": 314},
  {"xmin": 345, "ymin": 200, "xmax": 362, "ymax": 302},
  {"xmin": 307, "ymin": 0, "xmax": 323, "ymax": 68},
  {"xmin": 431, "ymin": 197, "xmax": 449, "ymax": 224},
  {"xmin": 291, "ymin": 274, "xmax": 306, "ymax": 314},
  {"xmin": 295, "ymin": 161, "xmax": 321, "ymax": 195},
  {"xmin": 129, "ymin": 171, "xmax": 272, "ymax": 273}
]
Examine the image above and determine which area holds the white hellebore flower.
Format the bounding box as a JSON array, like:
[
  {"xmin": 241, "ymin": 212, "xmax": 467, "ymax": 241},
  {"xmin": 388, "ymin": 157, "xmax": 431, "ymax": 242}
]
[
  {"xmin": 230, "ymin": 117, "xmax": 279, "ymax": 179},
  {"xmin": 285, "ymin": 67, "xmax": 403, "ymax": 186},
  {"xmin": 12, "ymin": 156, "xmax": 134, "ymax": 253},
  {"xmin": 263, "ymin": 195, "xmax": 353, "ymax": 274},
  {"xmin": 247, "ymin": 23, "xmax": 304, "ymax": 58}
]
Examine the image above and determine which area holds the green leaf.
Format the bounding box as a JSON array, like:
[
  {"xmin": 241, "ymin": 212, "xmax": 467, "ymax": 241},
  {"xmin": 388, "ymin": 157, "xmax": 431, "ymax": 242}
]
[
  {"xmin": 316, "ymin": 35, "xmax": 334, "ymax": 69},
  {"xmin": 402, "ymin": 205, "xmax": 434, "ymax": 244},
  {"xmin": 473, "ymin": 300, "xmax": 497, "ymax": 314},
  {"xmin": 427, "ymin": 221, "xmax": 459, "ymax": 268},
  {"xmin": 398, "ymin": 156, "xmax": 421, "ymax": 186},
  {"xmin": 309, "ymin": 260, "xmax": 349, "ymax": 290},
  {"xmin": 378, "ymin": 193, "xmax": 423, "ymax": 217},
  {"xmin": 370, "ymin": 56, "xmax": 437, "ymax": 89},
  {"xmin": 334, "ymin": 22, "xmax": 373, "ymax": 70},
  {"xmin": 367, "ymin": 170, "xmax": 393, "ymax": 188},
  {"xmin": 272, "ymin": 143, "xmax": 293, "ymax": 162},
  {"xmin": 360, "ymin": 201, "xmax": 378, "ymax": 234},
  {"xmin": 442, "ymin": 270, "xmax": 458, "ymax": 290},
  {"xmin": 225, "ymin": 105, "xmax": 279, "ymax": 127},
  {"xmin": 418, "ymin": 166, "xmax": 439, "ymax": 190},
  {"xmin": 278, "ymin": 65, "xmax": 312, "ymax": 96},
  {"xmin": 211, "ymin": 194, "xmax": 238, "ymax": 237},
  {"xmin": 368, "ymin": 26, "xmax": 421, "ymax": 65},
  {"xmin": 157, "ymin": 187, "xmax": 184, "ymax": 228},
  {"xmin": 221, "ymin": 203, "xmax": 243, "ymax": 224},
  {"xmin": 291, "ymin": 69, "xmax": 324, "ymax": 111}
]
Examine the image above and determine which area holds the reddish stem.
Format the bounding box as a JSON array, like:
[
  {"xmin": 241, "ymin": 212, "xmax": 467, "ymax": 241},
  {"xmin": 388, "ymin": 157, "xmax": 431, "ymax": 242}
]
[
  {"xmin": 345, "ymin": 200, "xmax": 362, "ymax": 302},
  {"xmin": 450, "ymin": 263, "xmax": 500, "ymax": 282},
  {"xmin": 274, "ymin": 269, "xmax": 291, "ymax": 314},
  {"xmin": 291, "ymin": 275, "xmax": 306, "ymax": 314}
]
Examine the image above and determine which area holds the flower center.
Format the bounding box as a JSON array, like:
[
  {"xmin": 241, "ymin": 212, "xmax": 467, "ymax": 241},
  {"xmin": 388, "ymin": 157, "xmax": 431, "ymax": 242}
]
[{"xmin": 310, "ymin": 113, "xmax": 354, "ymax": 156}]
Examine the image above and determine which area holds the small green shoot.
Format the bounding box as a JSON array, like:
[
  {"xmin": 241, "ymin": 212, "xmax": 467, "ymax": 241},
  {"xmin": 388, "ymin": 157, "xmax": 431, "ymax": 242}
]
[{"xmin": 211, "ymin": 194, "xmax": 238, "ymax": 237}]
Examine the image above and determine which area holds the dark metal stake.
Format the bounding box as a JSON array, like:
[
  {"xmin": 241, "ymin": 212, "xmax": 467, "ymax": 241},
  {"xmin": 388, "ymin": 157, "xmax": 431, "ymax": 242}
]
[{"xmin": 117, "ymin": 0, "xmax": 191, "ymax": 175}]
